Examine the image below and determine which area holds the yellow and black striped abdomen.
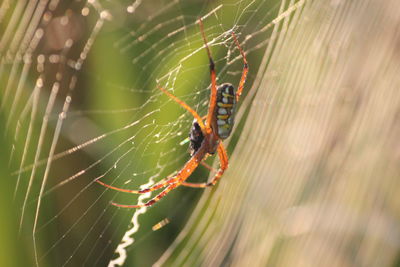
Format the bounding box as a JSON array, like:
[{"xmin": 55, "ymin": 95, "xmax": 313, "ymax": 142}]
[{"xmin": 215, "ymin": 83, "xmax": 236, "ymax": 139}]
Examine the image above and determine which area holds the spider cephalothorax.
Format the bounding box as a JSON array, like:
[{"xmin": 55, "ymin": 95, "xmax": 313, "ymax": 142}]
[
  {"xmin": 96, "ymin": 17, "xmax": 248, "ymax": 208},
  {"xmin": 189, "ymin": 120, "xmax": 204, "ymax": 156}
]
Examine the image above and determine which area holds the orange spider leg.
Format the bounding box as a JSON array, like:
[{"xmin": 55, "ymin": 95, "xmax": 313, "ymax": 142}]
[
  {"xmin": 110, "ymin": 146, "xmax": 208, "ymax": 208},
  {"xmin": 96, "ymin": 176, "xmax": 176, "ymax": 194},
  {"xmin": 111, "ymin": 183, "xmax": 179, "ymax": 208},
  {"xmin": 180, "ymin": 161, "xmax": 217, "ymax": 188},
  {"xmin": 181, "ymin": 142, "xmax": 228, "ymax": 188},
  {"xmin": 231, "ymin": 31, "xmax": 248, "ymax": 102},
  {"xmin": 198, "ymin": 17, "xmax": 217, "ymax": 134},
  {"xmin": 158, "ymin": 85, "xmax": 206, "ymax": 134},
  {"xmin": 200, "ymin": 161, "xmax": 216, "ymax": 172}
]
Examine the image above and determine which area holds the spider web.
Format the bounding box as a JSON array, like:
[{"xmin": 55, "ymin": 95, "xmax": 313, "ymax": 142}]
[
  {"xmin": 0, "ymin": 0, "xmax": 293, "ymax": 266},
  {"xmin": 3, "ymin": 0, "xmax": 400, "ymax": 266}
]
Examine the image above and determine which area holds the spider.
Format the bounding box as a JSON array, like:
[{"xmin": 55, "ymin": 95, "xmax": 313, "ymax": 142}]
[{"xmin": 96, "ymin": 17, "xmax": 248, "ymax": 208}]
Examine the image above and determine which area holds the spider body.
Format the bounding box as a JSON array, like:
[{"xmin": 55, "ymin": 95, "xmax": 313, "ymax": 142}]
[
  {"xmin": 96, "ymin": 18, "xmax": 248, "ymax": 208},
  {"xmin": 190, "ymin": 83, "xmax": 236, "ymax": 156},
  {"xmin": 214, "ymin": 83, "xmax": 236, "ymax": 140}
]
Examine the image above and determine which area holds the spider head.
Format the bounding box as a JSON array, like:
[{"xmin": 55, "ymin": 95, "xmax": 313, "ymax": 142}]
[{"xmin": 189, "ymin": 120, "xmax": 205, "ymax": 156}]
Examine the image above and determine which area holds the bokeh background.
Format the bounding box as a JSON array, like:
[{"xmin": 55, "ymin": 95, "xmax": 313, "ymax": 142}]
[{"xmin": 1, "ymin": 0, "xmax": 400, "ymax": 266}]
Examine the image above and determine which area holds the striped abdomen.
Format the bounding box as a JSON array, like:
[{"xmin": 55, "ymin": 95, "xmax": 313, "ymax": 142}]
[{"xmin": 215, "ymin": 83, "xmax": 236, "ymax": 139}]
